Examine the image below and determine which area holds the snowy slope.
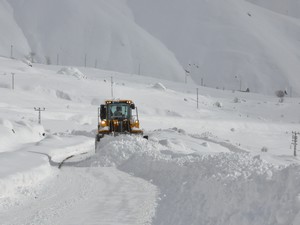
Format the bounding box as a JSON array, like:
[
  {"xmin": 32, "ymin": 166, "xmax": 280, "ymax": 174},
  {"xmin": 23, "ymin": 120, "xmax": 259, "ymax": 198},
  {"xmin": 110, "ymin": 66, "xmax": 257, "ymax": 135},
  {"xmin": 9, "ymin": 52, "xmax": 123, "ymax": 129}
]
[
  {"xmin": 0, "ymin": 0, "xmax": 30, "ymax": 58},
  {"xmin": 247, "ymin": 0, "xmax": 300, "ymax": 18},
  {"xmin": 128, "ymin": 0, "xmax": 300, "ymax": 96},
  {"xmin": 2, "ymin": 0, "xmax": 300, "ymax": 95},
  {"xmin": 5, "ymin": 0, "xmax": 184, "ymax": 81}
]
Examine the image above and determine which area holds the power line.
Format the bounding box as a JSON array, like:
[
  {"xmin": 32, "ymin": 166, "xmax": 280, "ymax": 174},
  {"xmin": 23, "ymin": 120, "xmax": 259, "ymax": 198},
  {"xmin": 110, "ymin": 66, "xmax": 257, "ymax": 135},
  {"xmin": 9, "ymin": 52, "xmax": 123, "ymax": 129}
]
[
  {"xmin": 34, "ymin": 107, "xmax": 45, "ymax": 124},
  {"xmin": 292, "ymin": 131, "xmax": 300, "ymax": 157}
]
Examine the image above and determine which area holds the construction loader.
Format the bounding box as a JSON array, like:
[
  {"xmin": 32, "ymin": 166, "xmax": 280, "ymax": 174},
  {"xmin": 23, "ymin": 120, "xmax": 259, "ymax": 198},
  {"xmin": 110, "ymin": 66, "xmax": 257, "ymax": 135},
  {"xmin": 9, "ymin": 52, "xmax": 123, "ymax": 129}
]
[{"xmin": 95, "ymin": 100, "xmax": 147, "ymax": 149}]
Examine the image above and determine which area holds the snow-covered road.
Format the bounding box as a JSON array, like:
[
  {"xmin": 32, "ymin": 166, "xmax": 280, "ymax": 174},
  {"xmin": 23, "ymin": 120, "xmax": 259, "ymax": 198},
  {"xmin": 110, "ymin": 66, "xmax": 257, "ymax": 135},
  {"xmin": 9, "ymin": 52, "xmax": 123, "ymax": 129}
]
[{"xmin": 0, "ymin": 166, "xmax": 157, "ymax": 225}]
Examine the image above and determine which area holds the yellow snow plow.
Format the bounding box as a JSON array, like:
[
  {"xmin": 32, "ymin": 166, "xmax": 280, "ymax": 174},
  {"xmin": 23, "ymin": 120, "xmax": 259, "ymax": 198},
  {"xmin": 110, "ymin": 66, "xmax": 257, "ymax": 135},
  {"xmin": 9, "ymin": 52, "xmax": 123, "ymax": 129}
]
[{"xmin": 95, "ymin": 100, "xmax": 147, "ymax": 148}]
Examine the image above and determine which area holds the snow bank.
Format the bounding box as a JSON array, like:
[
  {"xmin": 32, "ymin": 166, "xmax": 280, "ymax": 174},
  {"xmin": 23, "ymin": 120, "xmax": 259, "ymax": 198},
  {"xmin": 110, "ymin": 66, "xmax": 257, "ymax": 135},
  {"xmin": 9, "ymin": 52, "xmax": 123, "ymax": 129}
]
[
  {"xmin": 34, "ymin": 135, "xmax": 94, "ymax": 163},
  {"xmin": 0, "ymin": 119, "xmax": 45, "ymax": 152},
  {"xmin": 122, "ymin": 154, "xmax": 300, "ymax": 225},
  {"xmin": 0, "ymin": 154, "xmax": 54, "ymax": 205},
  {"xmin": 57, "ymin": 67, "xmax": 87, "ymax": 79},
  {"xmin": 0, "ymin": 134, "xmax": 93, "ymax": 205},
  {"xmin": 91, "ymin": 132, "xmax": 300, "ymax": 225}
]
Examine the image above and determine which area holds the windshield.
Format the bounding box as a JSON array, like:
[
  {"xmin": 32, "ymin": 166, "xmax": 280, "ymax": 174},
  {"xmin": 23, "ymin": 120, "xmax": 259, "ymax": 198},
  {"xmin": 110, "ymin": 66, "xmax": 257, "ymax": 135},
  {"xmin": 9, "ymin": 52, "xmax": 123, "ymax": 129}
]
[{"xmin": 108, "ymin": 103, "xmax": 131, "ymax": 119}]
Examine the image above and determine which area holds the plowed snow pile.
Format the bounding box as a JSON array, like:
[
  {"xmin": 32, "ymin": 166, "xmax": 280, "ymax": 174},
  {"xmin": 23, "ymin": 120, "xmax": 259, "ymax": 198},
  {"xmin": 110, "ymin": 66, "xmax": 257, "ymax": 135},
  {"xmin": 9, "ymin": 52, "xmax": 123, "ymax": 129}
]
[{"xmin": 91, "ymin": 130, "xmax": 300, "ymax": 225}]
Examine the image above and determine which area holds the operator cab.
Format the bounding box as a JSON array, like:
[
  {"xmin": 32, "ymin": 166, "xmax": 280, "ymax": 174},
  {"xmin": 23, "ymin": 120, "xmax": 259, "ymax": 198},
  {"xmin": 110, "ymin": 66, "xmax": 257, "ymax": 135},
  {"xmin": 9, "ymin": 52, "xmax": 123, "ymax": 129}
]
[{"xmin": 108, "ymin": 103, "xmax": 131, "ymax": 120}]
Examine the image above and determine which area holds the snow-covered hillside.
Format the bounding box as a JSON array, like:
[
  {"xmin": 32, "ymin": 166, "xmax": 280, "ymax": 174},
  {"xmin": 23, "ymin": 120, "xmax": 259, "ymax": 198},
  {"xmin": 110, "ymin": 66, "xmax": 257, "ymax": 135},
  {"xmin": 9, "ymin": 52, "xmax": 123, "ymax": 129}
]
[
  {"xmin": 0, "ymin": 1, "xmax": 30, "ymax": 58},
  {"xmin": 1, "ymin": 57, "xmax": 300, "ymax": 224},
  {"xmin": 1, "ymin": 0, "xmax": 184, "ymax": 81},
  {"xmin": 128, "ymin": 0, "xmax": 300, "ymax": 95}
]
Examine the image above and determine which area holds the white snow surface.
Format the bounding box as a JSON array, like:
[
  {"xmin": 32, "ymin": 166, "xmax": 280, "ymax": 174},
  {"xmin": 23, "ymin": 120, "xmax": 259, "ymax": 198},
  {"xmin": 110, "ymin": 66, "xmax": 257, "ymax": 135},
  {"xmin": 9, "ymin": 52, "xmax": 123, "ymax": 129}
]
[
  {"xmin": 1, "ymin": 56, "xmax": 300, "ymax": 225},
  {"xmin": 128, "ymin": 0, "xmax": 300, "ymax": 95}
]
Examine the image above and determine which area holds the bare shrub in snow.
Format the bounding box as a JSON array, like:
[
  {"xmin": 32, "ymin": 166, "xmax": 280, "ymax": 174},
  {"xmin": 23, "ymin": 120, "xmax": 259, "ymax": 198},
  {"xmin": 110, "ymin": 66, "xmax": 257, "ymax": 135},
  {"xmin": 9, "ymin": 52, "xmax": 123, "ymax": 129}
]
[
  {"xmin": 214, "ymin": 101, "xmax": 222, "ymax": 108},
  {"xmin": 261, "ymin": 146, "xmax": 268, "ymax": 152},
  {"xmin": 275, "ymin": 90, "xmax": 287, "ymax": 103},
  {"xmin": 201, "ymin": 142, "xmax": 209, "ymax": 147},
  {"xmin": 275, "ymin": 90, "xmax": 285, "ymax": 98},
  {"xmin": 56, "ymin": 90, "xmax": 71, "ymax": 101}
]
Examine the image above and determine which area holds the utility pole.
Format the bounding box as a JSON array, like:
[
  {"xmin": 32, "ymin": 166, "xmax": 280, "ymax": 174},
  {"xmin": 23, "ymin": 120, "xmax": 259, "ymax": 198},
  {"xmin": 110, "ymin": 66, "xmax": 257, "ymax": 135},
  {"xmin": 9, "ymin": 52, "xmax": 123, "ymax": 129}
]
[
  {"xmin": 292, "ymin": 132, "xmax": 300, "ymax": 157},
  {"xmin": 95, "ymin": 59, "xmax": 98, "ymax": 68},
  {"xmin": 196, "ymin": 88, "xmax": 199, "ymax": 109},
  {"xmin": 185, "ymin": 69, "xmax": 190, "ymax": 84},
  {"xmin": 34, "ymin": 107, "xmax": 45, "ymax": 124},
  {"xmin": 185, "ymin": 63, "xmax": 191, "ymax": 84},
  {"xmin": 111, "ymin": 76, "xmax": 114, "ymax": 98},
  {"xmin": 235, "ymin": 75, "xmax": 242, "ymax": 91},
  {"xmin": 10, "ymin": 45, "xmax": 13, "ymax": 59},
  {"xmin": 84, "ymin": 54, "xmax": 87, "ymax": 67},
  {"xmin": 240, "ymin": 79, "xmax": 242, "ymax": 91},
  {"xmin": 11, "ymin": 73, "xmax": 15, "ymax": 90}
]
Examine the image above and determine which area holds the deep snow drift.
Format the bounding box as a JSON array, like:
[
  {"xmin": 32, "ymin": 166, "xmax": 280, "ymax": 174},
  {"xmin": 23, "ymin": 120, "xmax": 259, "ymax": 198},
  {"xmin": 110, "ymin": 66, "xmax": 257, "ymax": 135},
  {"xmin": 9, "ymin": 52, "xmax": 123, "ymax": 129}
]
[{"xmin": 93, "ymin": 133, "xmax": 300, "ymax": 225}]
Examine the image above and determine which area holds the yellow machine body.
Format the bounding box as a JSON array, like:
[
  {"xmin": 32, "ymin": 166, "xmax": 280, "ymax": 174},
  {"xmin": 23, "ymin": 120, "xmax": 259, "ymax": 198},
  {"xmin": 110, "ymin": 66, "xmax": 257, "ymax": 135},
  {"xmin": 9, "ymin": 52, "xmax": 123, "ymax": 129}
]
[{"xmin": 95, "ymin": 100, "xmax": 145, "ymax": 148}]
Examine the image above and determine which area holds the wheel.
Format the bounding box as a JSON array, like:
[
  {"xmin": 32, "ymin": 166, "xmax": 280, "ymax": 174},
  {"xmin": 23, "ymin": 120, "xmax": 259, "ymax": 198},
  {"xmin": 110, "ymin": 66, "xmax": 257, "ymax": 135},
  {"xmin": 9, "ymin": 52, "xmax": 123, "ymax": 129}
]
[{"xmin": 95, "ymin": 134, "xmax": 101, "ymax": 150}]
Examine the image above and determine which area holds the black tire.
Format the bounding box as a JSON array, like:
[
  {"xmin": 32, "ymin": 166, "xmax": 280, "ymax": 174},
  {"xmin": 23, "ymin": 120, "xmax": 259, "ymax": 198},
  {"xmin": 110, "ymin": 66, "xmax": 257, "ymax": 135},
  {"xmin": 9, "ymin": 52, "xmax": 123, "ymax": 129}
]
[
  {"xmin": 143, "ymin": 135, "xmax": 149, "ymax": 140},
  {"xmin": 95, "ymin": 134, "xmax": 101, "ymax": 150}
]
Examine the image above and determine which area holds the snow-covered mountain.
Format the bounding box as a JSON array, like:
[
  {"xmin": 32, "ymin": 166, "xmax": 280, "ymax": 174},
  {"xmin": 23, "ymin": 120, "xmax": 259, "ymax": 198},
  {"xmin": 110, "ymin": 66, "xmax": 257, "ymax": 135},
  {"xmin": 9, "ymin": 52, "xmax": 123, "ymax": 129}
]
[
  {"xmin": 128, "ymin": 0, "xmax": 300, "ymax": 95},
  {"xmin": 1, "ymin": 0, "xmax": 185, "ymax": 81},
  {"xmin": 1, "ymin": 0, "xmax": 300, "ymax": 95}
]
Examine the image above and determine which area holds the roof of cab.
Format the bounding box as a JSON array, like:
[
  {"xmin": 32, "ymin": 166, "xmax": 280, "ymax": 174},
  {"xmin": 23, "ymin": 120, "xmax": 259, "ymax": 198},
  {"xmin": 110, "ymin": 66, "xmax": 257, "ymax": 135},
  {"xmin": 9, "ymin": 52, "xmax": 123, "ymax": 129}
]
[{"xmin": 105, "ymin": 100, "xmax": 133, "ymax": 104}]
